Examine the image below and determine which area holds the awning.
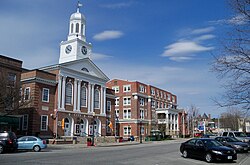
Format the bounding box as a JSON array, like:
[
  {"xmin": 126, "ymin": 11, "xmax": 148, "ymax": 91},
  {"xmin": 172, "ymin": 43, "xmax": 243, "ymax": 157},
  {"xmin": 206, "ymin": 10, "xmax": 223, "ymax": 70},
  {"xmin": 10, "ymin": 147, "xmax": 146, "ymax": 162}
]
[{"xmin": 0, "ymin": 116, "xmax": 20, "ymax": 126}]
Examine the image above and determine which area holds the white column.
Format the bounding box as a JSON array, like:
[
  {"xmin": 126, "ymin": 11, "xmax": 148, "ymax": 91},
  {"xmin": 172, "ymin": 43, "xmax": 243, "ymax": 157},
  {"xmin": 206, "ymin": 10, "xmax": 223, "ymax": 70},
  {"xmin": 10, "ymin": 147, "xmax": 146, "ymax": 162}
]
[
  {"xmin": 57, "ymin": 74, "xmax": 62, "ymax": 109},
  {"xmin": 100, "ymin": 86, "xmax": 103, "ymax": 114},
  {"xmin": 88, "ymin": 83, "xmax": 91, "ymax": 113},
  {"xmin": 91, "ymin": 84, "xmax": 95, "ymax": 113},
  {"xmin": 73, "ymin": 79, "xmax": 78, "ymax": 111},
  {"xmin": 174, "ymin": 114, "xmax": 176, "ymax": 135},
  {"xmin": 103, "ymin": 87, "xmax": 106, "ymax": 115},
  {"xmin": 176, "ymin": 114, "xmax": 179, "ymax": 136},
  {"xmin": 61, "ymin": 76, "xmax": 66, "ymax": 110},
  {"xmin": 77, "ymin": 80, "xmax": 81, "ymax": 111},
  {"xmin": 166, "ymin": 112, "xmax": 169, "ymax": 135}
]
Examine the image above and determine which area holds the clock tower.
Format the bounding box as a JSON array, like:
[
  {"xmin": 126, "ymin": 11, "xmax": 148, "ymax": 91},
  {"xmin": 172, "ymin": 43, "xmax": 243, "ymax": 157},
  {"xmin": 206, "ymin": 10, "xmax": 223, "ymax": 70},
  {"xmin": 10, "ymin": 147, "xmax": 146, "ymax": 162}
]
[{"xmin": 59, "ymin": 2, "xmax": 92, "ymax": 64}]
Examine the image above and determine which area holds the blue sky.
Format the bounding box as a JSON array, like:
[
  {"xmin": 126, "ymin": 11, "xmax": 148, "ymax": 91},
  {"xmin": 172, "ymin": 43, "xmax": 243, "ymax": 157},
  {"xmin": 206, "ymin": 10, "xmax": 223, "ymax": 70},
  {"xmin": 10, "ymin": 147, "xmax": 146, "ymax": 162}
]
[{"xmin": 0, "ymin": 0, "xmax": 237, "ymax": 117}]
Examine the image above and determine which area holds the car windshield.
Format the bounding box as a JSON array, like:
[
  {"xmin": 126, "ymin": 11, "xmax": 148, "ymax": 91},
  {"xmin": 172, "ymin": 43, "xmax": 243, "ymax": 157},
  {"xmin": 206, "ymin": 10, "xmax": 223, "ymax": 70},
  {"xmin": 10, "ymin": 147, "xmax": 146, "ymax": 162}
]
[
  {"xmin": 226, "ymin": 137, "xmax": 240, "ymax": 142},
  {"xmin": 203, "ymin": 139, "xmax": 223, "ymax": 147},
  {"xmin": 234, "ymin": 132, "xmax": 247, "ymax": 137}
]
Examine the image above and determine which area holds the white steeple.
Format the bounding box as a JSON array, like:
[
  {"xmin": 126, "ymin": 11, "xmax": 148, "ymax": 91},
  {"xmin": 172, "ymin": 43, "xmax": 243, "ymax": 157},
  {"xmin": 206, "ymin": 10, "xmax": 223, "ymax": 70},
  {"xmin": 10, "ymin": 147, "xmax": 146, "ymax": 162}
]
[
  {"xmin": 68, "ymin": 1, "xmax": 86, "ymax": 41},
  {"xmin": 59, "ymin": 1, "xmax": 92, "ymax": 64}
]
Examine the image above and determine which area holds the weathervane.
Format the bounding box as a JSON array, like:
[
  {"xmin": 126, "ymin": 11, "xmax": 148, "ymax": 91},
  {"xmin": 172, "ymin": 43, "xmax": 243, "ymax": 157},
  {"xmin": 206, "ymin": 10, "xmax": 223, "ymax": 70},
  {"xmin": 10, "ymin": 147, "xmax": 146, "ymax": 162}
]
[{"xmin": 77, "ymin": 1, "xmax": 83, "ymax": 13}]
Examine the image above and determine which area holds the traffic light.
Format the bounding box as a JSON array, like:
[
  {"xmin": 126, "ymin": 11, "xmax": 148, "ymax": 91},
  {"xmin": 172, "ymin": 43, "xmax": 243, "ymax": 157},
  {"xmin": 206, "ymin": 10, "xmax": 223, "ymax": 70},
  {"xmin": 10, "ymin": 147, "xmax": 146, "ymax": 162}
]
[{"xmin": 61, "ymin": 118, "xmax": 65, "ymax": 130}]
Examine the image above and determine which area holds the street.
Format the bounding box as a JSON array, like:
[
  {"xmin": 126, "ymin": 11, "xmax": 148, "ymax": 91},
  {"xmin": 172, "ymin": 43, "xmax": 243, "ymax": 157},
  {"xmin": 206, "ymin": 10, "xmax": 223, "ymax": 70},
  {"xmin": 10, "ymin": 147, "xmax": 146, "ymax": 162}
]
[{"xmin": 0, "ymin": 141, "xmax": 249, "ymax": 165}]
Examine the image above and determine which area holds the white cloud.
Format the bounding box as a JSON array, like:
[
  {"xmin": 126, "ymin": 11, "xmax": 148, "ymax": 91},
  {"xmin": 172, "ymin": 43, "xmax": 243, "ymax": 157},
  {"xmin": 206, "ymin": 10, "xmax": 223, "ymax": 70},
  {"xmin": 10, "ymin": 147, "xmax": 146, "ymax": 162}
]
[
  {"xmin": 91, "ymin": 53, "xmax": 112, "ymax": 60},
  {"xmin": 100, "ymin": 2, "xmax": 134, "ymax": 9},
  {"xmin": 162, "ymin": 41, "xmax": 214, "ymax": 61},
  {"xmin": 93, "ymin": 30, "xmax": 124, "ymax": 41},
  {"xmin": 191, "ymin": 27, "xmax": 215, "ymax": 35},
  {"xmin": 194, "ymin": 34, "xmax": 216, "ymax": 41}
]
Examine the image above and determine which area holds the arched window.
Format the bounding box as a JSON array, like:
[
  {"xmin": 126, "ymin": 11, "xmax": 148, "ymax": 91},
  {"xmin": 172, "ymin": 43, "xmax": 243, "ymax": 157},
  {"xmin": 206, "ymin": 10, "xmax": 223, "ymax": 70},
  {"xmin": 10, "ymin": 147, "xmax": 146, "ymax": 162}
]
[
  {"xmin": 76, "ymin": 23, "xmax": 79, "ymax": 33},
  {"xmin": 81, "ymin": 24, "xmax": 83, "ymax": 34},
  {"xmin": 65, "ymin": 82, "xmax": 73, "ymax": 104},
  {"xmin": 71, "ymin": 23, "xmax": 74, "ymax": 33},
  {"xmin": 80, "ymin": 86, "xmax": 87, "ymax": 107},
  {"xmin": 94, "ymin": 89, "xmax": 100, "ymax": 109}
]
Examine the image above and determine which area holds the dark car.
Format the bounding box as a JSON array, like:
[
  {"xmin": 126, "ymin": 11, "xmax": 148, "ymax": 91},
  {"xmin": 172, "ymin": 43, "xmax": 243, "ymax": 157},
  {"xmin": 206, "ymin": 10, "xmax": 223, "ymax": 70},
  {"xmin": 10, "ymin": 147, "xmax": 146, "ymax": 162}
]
[
  {"xmin": 180, "ymin": 138, "xmax": 237, "ymax": 163},
  {"xmin": 215, "ymin": 136, "xmax": 249, "ymax": 153},
  {"xmin": 0, "ymin": 131, "xmax": 18, "ymax": 154}
]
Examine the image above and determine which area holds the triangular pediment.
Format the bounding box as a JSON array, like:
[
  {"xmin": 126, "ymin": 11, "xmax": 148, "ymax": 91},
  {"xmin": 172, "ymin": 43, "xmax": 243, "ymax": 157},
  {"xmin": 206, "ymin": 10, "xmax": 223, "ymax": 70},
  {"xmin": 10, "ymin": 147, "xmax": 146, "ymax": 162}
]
[{"xmin": 59, "ymin": 58, "xmax": 109, "ymax": 81}]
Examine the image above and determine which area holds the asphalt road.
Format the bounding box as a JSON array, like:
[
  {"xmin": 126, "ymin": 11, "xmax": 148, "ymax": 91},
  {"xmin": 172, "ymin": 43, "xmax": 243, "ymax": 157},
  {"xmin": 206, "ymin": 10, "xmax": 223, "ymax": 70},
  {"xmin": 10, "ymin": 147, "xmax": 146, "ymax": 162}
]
[{"xmin": 1, "ymin": 141, "xmax": 249, "ymax": 165}]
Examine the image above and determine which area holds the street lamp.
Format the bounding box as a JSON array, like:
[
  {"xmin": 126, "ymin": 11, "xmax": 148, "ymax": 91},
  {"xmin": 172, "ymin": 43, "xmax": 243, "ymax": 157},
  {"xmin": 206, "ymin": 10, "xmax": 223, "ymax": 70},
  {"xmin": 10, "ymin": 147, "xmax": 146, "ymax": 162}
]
[
  {"xmin": 91, "ymin": 112, "xmax": 95, "ymax": 146},
  {"xmin": 140, "ymin": 120, "xmax": 142, "ymax": 143}
]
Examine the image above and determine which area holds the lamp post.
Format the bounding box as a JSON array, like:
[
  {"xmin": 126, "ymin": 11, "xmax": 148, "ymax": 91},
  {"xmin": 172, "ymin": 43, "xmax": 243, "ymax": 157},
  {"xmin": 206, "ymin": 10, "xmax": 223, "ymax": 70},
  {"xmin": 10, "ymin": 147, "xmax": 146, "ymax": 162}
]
[
  {"xmin": 91, "ymin": 112, "xmax": 95, "ymax": 146},
  {"xmin": 50, "ymin": 110, "xmax": 57, "ymax": 138},
  {"xmin": 140, "ymin": 120, "xmax": 142, "ymax": 143}
]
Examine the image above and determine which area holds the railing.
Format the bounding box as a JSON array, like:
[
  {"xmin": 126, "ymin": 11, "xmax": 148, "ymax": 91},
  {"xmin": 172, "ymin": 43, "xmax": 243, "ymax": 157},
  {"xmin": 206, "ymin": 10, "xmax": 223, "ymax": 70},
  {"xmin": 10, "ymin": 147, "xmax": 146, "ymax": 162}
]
[{"xmin": 158, "ymin": 119, "xmax": 167, "ymax": 124}]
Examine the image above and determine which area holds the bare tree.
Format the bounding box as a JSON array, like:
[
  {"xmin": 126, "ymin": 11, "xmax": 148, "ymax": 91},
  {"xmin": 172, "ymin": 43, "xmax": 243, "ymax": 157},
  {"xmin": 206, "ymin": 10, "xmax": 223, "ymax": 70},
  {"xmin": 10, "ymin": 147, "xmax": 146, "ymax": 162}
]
[
  {"xmin": 187, "ymin": 104, "xmax": 200, "ymax": 137},
  {"xmin": 0, "ymin": 75, "xmax": 30, "ymax": 116},
  {"xmin": 212, "ymin": 0, "xmax": 250, "ymax": 113},
  {"xmin": 220, "ymin": 107, "xmax": 242, "ymax": 131}
]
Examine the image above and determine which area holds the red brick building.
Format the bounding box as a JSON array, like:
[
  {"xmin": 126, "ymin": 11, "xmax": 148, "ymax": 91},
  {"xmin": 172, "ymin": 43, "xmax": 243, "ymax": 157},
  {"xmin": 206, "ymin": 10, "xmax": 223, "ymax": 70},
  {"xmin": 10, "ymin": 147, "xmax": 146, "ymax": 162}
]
[
  {"xmin": 0, "ymin": 55, "xmax": 23, "ymax": 131},
  {"xmin": 106, "ymin": 79, "xmax": 186, "ymax": 139}
]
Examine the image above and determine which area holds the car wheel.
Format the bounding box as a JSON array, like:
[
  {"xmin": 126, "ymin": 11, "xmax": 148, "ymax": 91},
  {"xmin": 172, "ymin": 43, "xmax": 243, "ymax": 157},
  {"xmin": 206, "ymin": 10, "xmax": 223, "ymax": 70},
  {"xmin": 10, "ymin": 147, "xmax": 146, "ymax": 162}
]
[
  {"xmin": 205, "ymin": 153, "xmax": 213, "ymax": 163},
  {"xmin": 0, "ymin": 145, "xmax": 4, "ymax": 154},
  {"xmin": 183, "ymin": 150, "xmax": 188, "ymax": 158},
  {"xmin": 33, "ymin": 145, "xmax": 41, "ymax": 152}
]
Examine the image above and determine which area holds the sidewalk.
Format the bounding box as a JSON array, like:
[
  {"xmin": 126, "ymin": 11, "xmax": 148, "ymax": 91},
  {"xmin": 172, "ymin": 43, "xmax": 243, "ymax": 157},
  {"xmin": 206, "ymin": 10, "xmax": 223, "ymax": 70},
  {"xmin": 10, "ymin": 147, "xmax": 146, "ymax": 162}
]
[{"xmin": 47, "ymin": 138, "xmax": 187, "ymax": 150}]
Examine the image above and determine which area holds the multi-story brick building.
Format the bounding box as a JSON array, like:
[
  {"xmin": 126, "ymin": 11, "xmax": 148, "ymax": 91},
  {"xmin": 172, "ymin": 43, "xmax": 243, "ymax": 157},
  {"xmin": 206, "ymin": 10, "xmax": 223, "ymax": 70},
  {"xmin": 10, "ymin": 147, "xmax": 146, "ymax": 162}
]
[
  {"xmin": 0, "ymin": 55, "xmax": 23, "ymax": 131},
  {"xmin": 106, "ymin": 79, "xmax": 186, "ymax": 139}
]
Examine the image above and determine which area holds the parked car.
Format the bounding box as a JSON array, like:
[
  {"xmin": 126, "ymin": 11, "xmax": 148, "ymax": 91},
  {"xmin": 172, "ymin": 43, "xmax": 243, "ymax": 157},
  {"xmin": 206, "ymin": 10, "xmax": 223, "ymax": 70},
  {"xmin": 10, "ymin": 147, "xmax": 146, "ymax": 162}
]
[
  {"xmin": 0, "ymin": 131, "xmax": 18, "ymax": 154},
  {"xmin": 17, "ymin": 136, "xmax": 47, "ymax": 152},
  {"xmin": 215, "ymin": 136, "xmax": 249, "ymax": 152},
  {"xmin": 222, "ymin": 131, "xmax": 250, "ymax": 143},
  {"xmin": 180, "ymin": 138, "xmax": 237, "ymax": 163}
]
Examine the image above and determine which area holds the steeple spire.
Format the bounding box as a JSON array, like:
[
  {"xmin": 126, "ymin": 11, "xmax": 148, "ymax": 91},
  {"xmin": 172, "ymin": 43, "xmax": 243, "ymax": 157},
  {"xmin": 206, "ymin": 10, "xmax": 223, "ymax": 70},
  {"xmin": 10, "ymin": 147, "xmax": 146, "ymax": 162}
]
[{"xmin": 77, "ymin": 1, "xmax": 83, "ymax": 13}]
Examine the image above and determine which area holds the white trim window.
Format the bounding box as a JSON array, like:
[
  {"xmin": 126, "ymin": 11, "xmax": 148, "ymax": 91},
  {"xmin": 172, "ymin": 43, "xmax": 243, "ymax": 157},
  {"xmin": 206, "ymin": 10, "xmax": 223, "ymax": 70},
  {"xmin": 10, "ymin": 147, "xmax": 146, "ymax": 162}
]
[
  {"xmin": 65, "ymin": 82, "xmax": 73, "ymax": 104},
  {"xmin": 123, "ymin": 109, "xmax": 131, "ymax": 119},
  {"xmin": 156, "ymin": 101, "xmax": 159, "ymax": 108},
  {"xmin": 140, "ymin": 109, "xmax": 144, "ymax": 119},
  {"xmin": 112, "ymin": 86, "xmax": 119, "ymax": 93},
  {"xmin": 151, "ymin": 100, "xmax": 155, "ymax": 108},
  {"xmin": 157, "ymin": 90, "xmax": 159, "ymax": 97},
  {"xmin": 94, "ymin": 89, "xmax": 100, "ymax": 109},
  {"xmin": 123, "ymin": 85, "xmax": 131, "ymax": 92},
  {"xmin": 151, "ymin": 88, "xmax": 155, "ymax": 95},
  {"xmin": 167, "ymin": 93, "xmax": 171, "ymax": 101},
  {"xmin": 164, "ymin": 93, "xmax": 166, "ymax": 99},
  {"xmin": 172, "ymin": 96, "xmax": 176, "ymax": 103},
  {"xmin": 140, "ymin": 126, "xmax": 145, "ymax": 135},
  {"xmin": 123, "ymin": 126, "xmax": 131, "ymax": 135},
  {"xmin": 107, "ymin": 101, "xmax": 111, "ymax": 111},
  {"xmin": 139, "ymin": 85, "xmax": 145, "ymax": 93},
  {"xmin": 42, "ymin": 88, "xmax": 49, "ymax": 102},
  {"xmin": 160, "ymin": 91, "xmax": 163, "ymax": 98},
  {"xmin": 24, "ymin": 87, "xmax": 30, "ymax": 100},
  {"xmin": 80, "ymin": 86, "xmax": 87, "ymax": 107},
  {"xmin": 115, "ymin": 109, "xmax": 119, "ymax": 118},
  {"xmin": 115, "ymin": 97, "xmax": 119, "ymax": 106},
  {"xmin": 41, "ymin": 115, "xmax": 48, "ymax": 131},
  {"xmin": 123, "ymin": 97, "xmax": 131, "ymax": 106},
  {"xmin": 22, "ymin": 114, "xmax": 28, "ymax": 130},
  {"xmin": 164, "ymin": 103, "xmax": 167, "ymax": 108},
  {"xmin": 139, "ymin": 98, "xmax": 144, "ymax": 106}
]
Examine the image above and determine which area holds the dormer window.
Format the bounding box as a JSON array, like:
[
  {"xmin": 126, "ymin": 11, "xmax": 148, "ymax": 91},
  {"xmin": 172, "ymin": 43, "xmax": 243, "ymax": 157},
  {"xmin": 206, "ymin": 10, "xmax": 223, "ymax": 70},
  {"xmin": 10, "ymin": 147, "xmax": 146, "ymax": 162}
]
[{"xmin": 81, "ymin": 67, "xmax": 89, "ymax": 72}]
